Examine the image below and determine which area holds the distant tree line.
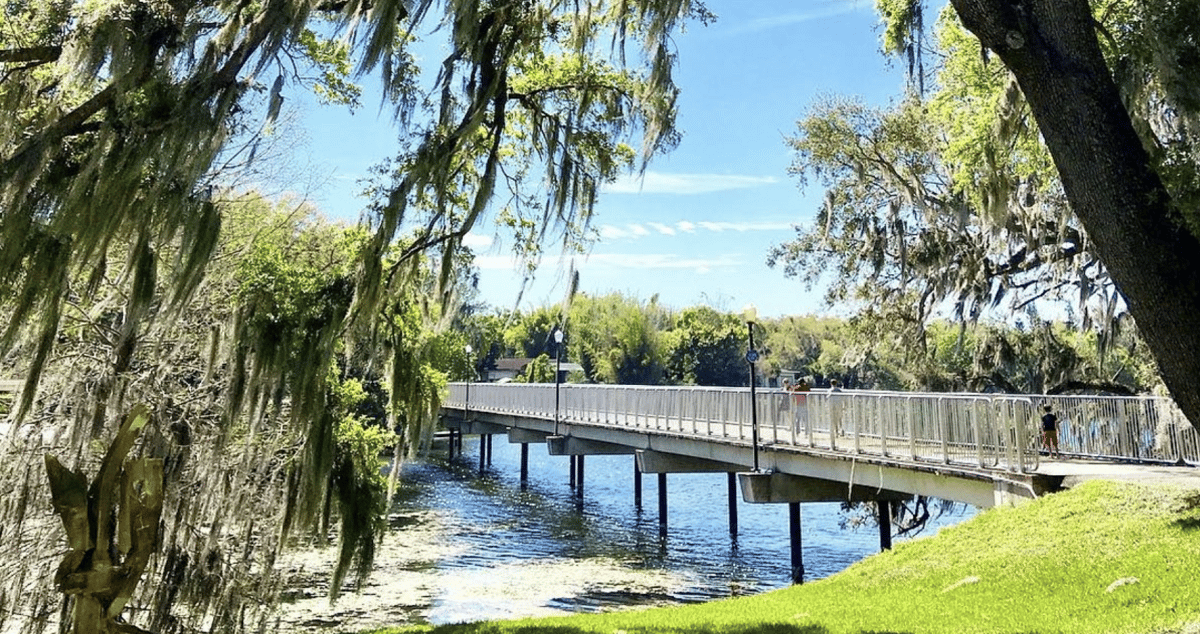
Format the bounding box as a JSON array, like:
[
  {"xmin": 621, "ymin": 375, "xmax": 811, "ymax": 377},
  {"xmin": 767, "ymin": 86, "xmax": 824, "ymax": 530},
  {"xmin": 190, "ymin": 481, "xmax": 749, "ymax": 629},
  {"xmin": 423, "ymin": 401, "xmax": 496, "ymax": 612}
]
[{"xmin": 453, "ymin": 292, "xmax": 1159, "ymax": 395}]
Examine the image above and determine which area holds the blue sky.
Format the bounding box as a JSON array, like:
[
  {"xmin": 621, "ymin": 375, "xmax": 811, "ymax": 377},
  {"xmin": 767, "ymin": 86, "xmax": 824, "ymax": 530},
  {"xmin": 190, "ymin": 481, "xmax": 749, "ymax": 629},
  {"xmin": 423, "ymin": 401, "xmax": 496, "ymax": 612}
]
[{"xmin": 299, "ymin": 0, "xmax": 908, "ymax": 318}]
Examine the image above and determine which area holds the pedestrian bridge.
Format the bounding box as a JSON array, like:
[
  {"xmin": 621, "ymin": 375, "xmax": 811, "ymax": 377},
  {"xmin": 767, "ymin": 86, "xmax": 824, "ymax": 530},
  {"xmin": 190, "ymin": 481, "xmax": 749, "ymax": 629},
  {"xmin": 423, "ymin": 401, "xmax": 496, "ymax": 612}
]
[{"xmin": 442, "ymin": 383, "xmax": 1200, "ymax": 508}]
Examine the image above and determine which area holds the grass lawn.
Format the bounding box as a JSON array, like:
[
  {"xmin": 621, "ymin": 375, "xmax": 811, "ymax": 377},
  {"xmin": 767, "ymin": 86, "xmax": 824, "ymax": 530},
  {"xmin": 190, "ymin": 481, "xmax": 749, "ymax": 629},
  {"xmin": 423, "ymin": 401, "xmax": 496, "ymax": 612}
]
[{"xmin": 372, "ymin": 479, "xmax": 1200, "ymax": 634}]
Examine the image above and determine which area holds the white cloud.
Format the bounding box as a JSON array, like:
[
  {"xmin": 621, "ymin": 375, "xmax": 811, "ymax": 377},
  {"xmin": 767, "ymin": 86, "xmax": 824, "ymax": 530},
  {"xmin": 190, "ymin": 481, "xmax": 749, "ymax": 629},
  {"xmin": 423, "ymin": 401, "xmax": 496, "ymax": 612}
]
[
  {"xmin": 599, "ymin": 225, "xmax": 633, "ymax": 240},
  {"xmin": 473, "ymin": 254, "xmax": 523, "ymax": 270},
  {"xmin": 596, "ymin": 219, "xmax": 792, "ymax": 242},
  {"xmin": 586, "ymin": 252, "xmax": 740, "ymax": 272},
  {"xmin": 697, "ymin": 220, "xmax": 794, "ymax": 233},
  {"xmin": 463, "ymin": 232, "xmax": 494, "ymax": 249},
  {"xmin": 726, "ymin": 2, "xmax": 872, "ymax": 36},
  {"xmin": 604, "ymin": 172, "xmax": 778, "ymax": 195},
  {"xmin": 474, "ymin": 251, "xmax": 740, "ymax": 274}
]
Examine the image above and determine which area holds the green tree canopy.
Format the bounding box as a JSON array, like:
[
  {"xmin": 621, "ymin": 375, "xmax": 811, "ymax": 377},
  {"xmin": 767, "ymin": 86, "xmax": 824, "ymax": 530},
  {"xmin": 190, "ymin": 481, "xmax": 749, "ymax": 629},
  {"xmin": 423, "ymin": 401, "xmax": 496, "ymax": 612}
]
[
  {"xmin": 890, "ymin": 0, "xmax": 1200, "ymax": 428},
  {"xmin": 0, "ymin": 2, "xmax": 715, "ymax": 631},
  {"xmin": 568, "ymin": 292, "xmax": 669, "ymax": 384},
  {"xmin": 663, "ymin": 305, "xmax": 747, "ymax": 386}
]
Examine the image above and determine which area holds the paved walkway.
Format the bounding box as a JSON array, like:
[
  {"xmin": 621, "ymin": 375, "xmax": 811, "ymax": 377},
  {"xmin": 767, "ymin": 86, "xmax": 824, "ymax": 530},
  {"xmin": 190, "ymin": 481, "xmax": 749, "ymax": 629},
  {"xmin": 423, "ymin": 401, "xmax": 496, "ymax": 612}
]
[{"xmin": 1039, "ymin": 456, "xmax": 1200, "ymax": 488}]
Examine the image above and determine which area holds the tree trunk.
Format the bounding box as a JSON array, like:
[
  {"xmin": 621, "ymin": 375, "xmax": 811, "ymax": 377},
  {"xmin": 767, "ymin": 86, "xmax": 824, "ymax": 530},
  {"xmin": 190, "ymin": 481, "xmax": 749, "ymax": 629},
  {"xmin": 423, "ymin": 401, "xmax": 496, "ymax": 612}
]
[{"xmin": 949, "ymin": 0, "xmax": 1200, "ymax": 431}]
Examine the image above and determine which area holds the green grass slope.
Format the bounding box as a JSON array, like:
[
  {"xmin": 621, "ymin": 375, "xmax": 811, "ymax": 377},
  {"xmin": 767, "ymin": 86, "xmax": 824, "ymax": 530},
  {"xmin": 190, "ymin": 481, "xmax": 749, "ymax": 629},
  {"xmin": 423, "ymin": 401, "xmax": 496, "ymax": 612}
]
[{"xmin": 383, "ymin": 480, "xmax": 1200, "ymax": 634}]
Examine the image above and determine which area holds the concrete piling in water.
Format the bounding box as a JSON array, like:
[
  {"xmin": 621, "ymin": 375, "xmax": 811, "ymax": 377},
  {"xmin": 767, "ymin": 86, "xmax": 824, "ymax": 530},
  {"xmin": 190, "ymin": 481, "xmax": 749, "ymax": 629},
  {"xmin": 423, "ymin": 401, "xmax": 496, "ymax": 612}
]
[
  {"xmin": 658, "ymin": 473, "xmax": 668, "ymax": 536},
  {"xmin": 520, "ymin": 443, "xmax": 529, "ymax": 488},
  {"xmin": 478, "ymin": 434, "xmax": 486, "ymax": 474},
  {"xmin": 633, "ymin": 460, "xmax": 642, "ymax": 509},
  {"xmin": 727, "ymin": 472, "xmax": 739, "ymax": 536},
  {"xmin": 575, "ymin": 454, "xmax": 585, "ymax": 499},
  {"xmin": 574, "ymin": 455, "xmax": 586, "ymax": 511}
]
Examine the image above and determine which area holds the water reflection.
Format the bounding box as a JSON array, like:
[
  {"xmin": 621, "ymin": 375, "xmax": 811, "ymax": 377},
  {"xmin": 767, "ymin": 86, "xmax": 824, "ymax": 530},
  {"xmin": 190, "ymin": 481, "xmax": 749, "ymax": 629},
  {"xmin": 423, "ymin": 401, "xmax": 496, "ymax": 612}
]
[{"xmin": 276, "ymin": 436, "xmax": 973, "ymax": 631}]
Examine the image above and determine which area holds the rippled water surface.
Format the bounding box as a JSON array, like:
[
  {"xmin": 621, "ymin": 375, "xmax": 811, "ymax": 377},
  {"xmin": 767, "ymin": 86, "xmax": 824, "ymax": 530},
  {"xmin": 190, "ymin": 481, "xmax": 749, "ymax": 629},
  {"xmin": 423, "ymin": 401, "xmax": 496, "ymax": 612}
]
[{"xmin": 277, "ymin": 436, "xmax": 973, "ymax": 631}]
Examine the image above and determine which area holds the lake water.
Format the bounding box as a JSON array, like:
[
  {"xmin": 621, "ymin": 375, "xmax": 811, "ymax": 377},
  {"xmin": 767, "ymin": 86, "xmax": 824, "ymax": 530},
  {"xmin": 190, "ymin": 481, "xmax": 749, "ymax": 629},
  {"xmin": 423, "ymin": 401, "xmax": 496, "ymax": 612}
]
[{"xmin": 276, "ymin": 435, "xmax": 973, "ymax": 631}]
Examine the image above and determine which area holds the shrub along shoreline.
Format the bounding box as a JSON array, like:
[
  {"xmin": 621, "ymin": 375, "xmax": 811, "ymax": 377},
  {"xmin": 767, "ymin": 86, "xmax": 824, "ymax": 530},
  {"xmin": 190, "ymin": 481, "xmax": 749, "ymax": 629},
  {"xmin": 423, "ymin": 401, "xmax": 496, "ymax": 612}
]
[{"xmin": 374, "ymin": 479, "xmax": 1200, "ymax": 634}]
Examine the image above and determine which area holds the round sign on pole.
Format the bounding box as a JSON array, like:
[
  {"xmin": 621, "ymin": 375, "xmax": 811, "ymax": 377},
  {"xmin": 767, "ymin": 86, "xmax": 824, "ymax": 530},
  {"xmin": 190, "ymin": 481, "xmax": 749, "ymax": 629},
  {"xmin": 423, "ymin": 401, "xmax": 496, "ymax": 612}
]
[{"xmin": 745, "ymin": 350, "xmax": 759, "ymax": 363}]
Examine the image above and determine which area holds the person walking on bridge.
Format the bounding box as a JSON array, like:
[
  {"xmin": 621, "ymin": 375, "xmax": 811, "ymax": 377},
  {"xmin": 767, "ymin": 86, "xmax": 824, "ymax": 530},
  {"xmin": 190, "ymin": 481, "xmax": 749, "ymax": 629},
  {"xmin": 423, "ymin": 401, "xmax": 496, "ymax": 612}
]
[
  {"xmin": 829, "ymin": 379, "xmax": 844, "ymax": 437},
  {"xmin": 1041, "ymin": 404, "xmax": 1061, "ymax": 458},
  {"xmin": 791, "ymin": 378, "xmax": 811, "ymax": 429}
]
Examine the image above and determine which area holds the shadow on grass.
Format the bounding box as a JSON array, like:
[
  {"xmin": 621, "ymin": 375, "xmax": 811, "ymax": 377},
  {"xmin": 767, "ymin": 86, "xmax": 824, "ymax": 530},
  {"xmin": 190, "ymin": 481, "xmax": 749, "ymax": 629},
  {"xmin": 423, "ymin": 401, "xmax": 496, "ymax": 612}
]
[
  {"xmin": 414, "ymin": 624, "xmax": 921, "ymax": 634},
  {"xmin": 1173, "ymin": 492, "xmax": 1200, "ymax": 530}
]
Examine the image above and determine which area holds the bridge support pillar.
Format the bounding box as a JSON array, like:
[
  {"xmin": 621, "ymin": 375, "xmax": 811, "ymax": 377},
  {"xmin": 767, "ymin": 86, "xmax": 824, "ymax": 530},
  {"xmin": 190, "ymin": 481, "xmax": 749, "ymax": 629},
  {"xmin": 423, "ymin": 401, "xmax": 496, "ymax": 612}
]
[
  {"xmin": 509, "ymin": 427, "xmax": 550, "ymax": 444},
  {"xmin": 462, "ymin": 420, "xmax": 508, "ymax": 436},
  {"xmin": 634, "ymin": 460, "xmax": 642, "ymax": 510},
  {"xmin": 569, "ymin": 455, "xmax": 577, "ymax": 489},
  {"xmin": 635, "ymin": 450, "xmax": 743, "ymax": 474},
  {"xmin": 575, "ymin": 454, "xmax": 586, "ymax": 500},
  {"xmin": 520, "ymin": 443, "xmax": 529, "ymax": 489},
  {"xmin": 548, "ymin": 435, "xmax": 637, "ymax": 456},
  {"xmin": 789, "ymin": 502, "xmax": 804, "ymax": 584},
  {"xmin": 727, "ymin": 473, "xmax": 738, "ymax": 536},
  {"xmin": 738, "ymin": 472, "xmax": 911, "ymax": 504},
  {"xmin": 878, "ymin": 499, "xmax": 893, "ymax": 551},
  {"xmin": 447, "ymin": 429, "xmax": 457, "ymax": 460},
  {"xmin": 658, "ymin": 473, "xmax": 668, "ymax": 536}
]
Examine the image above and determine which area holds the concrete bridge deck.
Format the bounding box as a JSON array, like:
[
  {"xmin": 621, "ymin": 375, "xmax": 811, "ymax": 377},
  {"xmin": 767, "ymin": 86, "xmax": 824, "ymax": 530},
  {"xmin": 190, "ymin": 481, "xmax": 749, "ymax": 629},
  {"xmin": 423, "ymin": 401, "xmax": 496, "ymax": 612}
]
[{"xmin": 443, "ymin": 383, "xmax": 1200, "ymax": 508}]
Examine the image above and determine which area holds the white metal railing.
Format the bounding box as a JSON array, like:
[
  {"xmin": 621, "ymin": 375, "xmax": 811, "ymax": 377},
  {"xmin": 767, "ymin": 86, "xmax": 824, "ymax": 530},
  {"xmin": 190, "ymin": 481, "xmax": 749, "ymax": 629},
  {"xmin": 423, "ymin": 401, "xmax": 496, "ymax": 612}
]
[{"xmin": 446, "ymin": 383, "xmax": 1198, "ymax": 473}]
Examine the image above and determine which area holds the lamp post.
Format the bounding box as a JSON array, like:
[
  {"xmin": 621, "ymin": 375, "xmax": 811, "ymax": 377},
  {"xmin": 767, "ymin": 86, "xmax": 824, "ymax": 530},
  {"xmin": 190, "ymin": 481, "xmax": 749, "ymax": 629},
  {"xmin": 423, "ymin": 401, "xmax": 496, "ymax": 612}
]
[
  {"xmin": 743, "ymin": 305, "xmax": 760, "ymax": 472},
  {"xmin": 464, "ymin": 344, "xmax": 473, "ymax": 423},
  {"xmin": 463, "ymin": 344, "xmax": 472, "ymax": 462},
  {"xmin": 553, "ymin": 327, "xmax": 565, "ymax": 435}
]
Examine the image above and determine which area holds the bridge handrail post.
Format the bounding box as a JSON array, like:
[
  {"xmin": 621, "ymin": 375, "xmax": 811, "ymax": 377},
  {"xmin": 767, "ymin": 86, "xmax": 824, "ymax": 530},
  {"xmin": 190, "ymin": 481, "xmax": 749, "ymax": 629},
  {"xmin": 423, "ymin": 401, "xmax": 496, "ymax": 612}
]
[
  {"xmin": 789, "ymin": 390, "xmax": 799, "ymax": 448},
  {"xmin": 907, "ymin": 395, "xmax": 918, "ymax": 461},
  {"xmin": 626, "ymin": 387, "xmax": 637, "ymax": 430},
  {"xmin": 610, "ymin": 385, "xmax": 621, "ymax": 427},
  {"xmin": 990, "ymin": 397, "xmax": 1006, "ymax": 469},
  {"xmin": 634, "ymin": 387, "xmax": 645, "ymax": 430},
  {"xmin": 690, "ymin": 388, "xmax": 698, "ymax": 436},
  {"xmin": 974, "ymin": 398, "xmax": 986, "ymax": 468},
  {"xmin": 852, "ymin": 395, "xmax": 862, "ymax": 454},
  {"xmin": 707, "ymin": 390, "xmax": 717, "ymax": 438},
  {"xmin": 665, "ymin": 387, "xmax": 676, "ymax": 434},
  {"xmin": 1019, "ymin": 403, "xmax": 1028, "ymax": 471},
  {"xmin": 787, "ymin": 390, "xmax": 796, "ymax": 446},
  {"xmin": 879, "ymin": 395, "xmax": 890, "ymax": 458},
  {"xmin": 633, "ymin": 386, "xmax": 643, "ymax": 429},
  {"xmin": 771, "ymin": 390, "xmax": 780, "ymax": 446},
  {"xmin": 643, "ymin": 387, "xmax": 653, "ymax": 430},
  {"xmin": 940, "ymin": 397, "xmax": 951, "ymax": 465},
  {"xmin": 669, "ymin": 387, "xmax": 681, "ymax": 435},
  {"xmin": 1012, "ymin": 397, "xmax": 1036, "ymax": 473},
  {"xmin": 1005, "ymin": 398, "xmax": 1016, "ymax": 471},
  {"xmin": 738, "ymin": 388, "xmax": 747, "ymax": 442},
  {"xmin": 657, "ymin": 387, "xmax": 668, "ymax": 431},
  {"xmin": 829, "ymin": 392, "xmax": 838, "ymax": 452},
  {"xmin": 806, "ymin": 393, "xmax": 815, "ymax": 447},
  {"xmin": 736, "ymin": 388, "xmax": 743, "ymax": 440}
]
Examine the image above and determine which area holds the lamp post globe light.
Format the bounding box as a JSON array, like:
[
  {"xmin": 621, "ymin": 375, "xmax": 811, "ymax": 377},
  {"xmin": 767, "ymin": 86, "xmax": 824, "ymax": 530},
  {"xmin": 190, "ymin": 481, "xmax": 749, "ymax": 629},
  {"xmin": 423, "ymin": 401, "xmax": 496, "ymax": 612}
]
[
  {"xmin": 553, "ymin": 327, "xmax": 565, "ymax": 435},
  {"xmin": 464, "ymin": 343, "xmax": 472, "ymax": 419},
  {"xmin": 464, "ymin": 344, "xmax": 473, "ymax": 453},
  {"xmin": 742, "ymin": 305, "xmax": 760, "ymax": 472}
]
